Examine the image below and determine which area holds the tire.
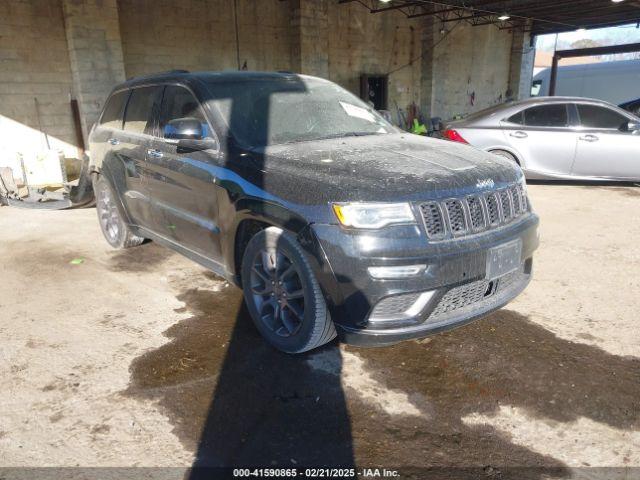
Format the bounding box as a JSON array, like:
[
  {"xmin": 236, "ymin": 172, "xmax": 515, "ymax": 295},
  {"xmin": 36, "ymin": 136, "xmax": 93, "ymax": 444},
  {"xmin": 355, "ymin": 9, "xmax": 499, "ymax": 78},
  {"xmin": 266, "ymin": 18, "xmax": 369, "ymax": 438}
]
[
  {"xmin": 94, "ymin": 175, "xmax": 144, "ymax": 249},
  {"xmin": 490, "ymin": 149, "xmax": 519, "ymax": 165},
  {"xmin": 241, "ymin": 226, "xmax": 336, "ymax": 353}
]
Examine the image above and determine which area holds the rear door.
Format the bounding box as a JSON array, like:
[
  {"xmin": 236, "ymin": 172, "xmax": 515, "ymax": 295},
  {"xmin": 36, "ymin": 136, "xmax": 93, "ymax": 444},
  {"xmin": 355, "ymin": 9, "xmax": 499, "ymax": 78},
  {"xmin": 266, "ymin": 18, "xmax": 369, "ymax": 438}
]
[
  {"xmin": 146, "ymin": 84, "xmax": 223, "ymax": 261},
  {"xmin": 90, "ymin": 89, "xmax": 129, "ymax": 170},
  {"xmin": 118, "ymin": 85, "xmax": 163, "ymax": 226},
  {"xmin": 572, "ymin": 103, "xmax": 640, "ymax": 179},
  {"xmin": 503, "ymin": 103, "xmax": 578, "ymax": 176}
]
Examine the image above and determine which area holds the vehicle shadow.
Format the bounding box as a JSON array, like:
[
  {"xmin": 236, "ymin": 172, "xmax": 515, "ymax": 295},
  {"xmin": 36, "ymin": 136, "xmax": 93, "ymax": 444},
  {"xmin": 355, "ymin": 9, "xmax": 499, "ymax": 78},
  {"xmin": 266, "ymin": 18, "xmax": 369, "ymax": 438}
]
[{"xmin": 126, "ymin": 284, "xmax": 354, "ymax": 470}]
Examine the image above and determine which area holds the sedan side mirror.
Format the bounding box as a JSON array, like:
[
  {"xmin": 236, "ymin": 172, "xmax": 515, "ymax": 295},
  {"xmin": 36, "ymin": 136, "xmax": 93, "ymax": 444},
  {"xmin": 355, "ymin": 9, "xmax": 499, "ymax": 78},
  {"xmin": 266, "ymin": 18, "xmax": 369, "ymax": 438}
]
[
  {"xmin": 164, "ymin": 117, "xmax": 216, "ymax": 151},
  {"xmin": 625, "ymin": 120, "xmax": 640, "ymax": 133}
]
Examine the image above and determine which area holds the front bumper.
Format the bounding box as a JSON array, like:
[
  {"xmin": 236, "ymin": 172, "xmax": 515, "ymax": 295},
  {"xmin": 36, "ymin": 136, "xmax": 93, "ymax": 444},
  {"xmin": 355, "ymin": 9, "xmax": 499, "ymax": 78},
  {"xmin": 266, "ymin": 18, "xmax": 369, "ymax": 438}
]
[{"xmin": 308, "ymin": 213, "xmax": 539, "ymax": 346}]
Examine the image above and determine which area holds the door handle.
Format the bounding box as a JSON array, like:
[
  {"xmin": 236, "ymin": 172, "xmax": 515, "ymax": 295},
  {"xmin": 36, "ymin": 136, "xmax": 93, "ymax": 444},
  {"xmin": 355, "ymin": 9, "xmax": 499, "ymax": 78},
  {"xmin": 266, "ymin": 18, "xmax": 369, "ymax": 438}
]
[
  {"xmin": 509, "ymin": 131, "xmax": 528, "ymax": 138},
  {"xmin": 579, "ymin": 134, "xmax": 599, "ymax": 142},
  {"xmin": 147, "ymin": 149, "xmax": 163, "ymax": 158},
  {"xmin": 108, "ymin": 138, "xmax": 120, "ymax": 145}
]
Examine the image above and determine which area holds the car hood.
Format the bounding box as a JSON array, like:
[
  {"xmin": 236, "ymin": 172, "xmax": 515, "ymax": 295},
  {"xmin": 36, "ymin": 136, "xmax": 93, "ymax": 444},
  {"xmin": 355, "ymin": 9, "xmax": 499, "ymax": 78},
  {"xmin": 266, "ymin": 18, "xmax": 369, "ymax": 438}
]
[{"xmin": 250, "ymin": 133, "xmax": 522, "ymax": 205}]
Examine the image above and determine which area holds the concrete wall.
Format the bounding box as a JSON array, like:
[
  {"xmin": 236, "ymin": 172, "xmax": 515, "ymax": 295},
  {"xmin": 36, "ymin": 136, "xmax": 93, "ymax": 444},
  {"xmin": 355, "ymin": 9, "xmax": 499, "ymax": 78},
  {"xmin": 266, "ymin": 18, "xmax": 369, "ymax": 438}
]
[
  {"xmin": 0, "ymin": 0, "xmax": 77, "ymax": 164},
  {"xmin": 328, "ymin": 3, "xmax": 423, "ymax": 115},
  {"xmin": 0, "ymin": 0, "xmax": 533, "ymax": 179},
  {"xmin": 62, "ymin": 0, "xmax": 126, "ymax": 139},
  {"xmin": 429, "ymin": 21, "xmax": 514, "ymax": 120},
  {"xmin": 119, "ymin": 0, "xmax": 294, "ymax": 77}
]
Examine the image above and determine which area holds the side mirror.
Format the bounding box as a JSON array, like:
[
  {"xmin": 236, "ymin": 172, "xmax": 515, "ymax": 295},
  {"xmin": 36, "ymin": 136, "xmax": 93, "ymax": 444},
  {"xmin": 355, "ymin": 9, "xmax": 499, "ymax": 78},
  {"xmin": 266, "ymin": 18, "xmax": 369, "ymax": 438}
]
[
  {"xmin": 164, "ymin": 117, "xmax": 216, "ymax": 151},
  {"xmin": 164, "ymin": 117, "xmax": 204, "ymax": 140},
  {"xmin": 625, "ymin": 120, "xmax": 640, "ymax": 132}
]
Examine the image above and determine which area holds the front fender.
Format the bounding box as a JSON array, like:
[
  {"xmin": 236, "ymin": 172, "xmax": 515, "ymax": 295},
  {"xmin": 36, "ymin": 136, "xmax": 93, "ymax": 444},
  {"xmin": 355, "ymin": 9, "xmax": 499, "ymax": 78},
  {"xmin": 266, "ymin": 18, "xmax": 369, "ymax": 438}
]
[{"xmin": 220, "ymin": 198, "xmax": 310, "ymax": 280}]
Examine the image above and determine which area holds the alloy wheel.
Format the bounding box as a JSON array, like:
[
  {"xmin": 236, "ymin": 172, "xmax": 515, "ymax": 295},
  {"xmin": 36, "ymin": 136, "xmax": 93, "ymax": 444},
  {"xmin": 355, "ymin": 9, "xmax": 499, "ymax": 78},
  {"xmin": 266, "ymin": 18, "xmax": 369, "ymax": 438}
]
[
  {"xmin": 96, "ymin": 181, "xmax": 120, "ymax": 243},
  {"xmin": 249, "ymin": 249, "xmax": 305, "ymax": 338}
]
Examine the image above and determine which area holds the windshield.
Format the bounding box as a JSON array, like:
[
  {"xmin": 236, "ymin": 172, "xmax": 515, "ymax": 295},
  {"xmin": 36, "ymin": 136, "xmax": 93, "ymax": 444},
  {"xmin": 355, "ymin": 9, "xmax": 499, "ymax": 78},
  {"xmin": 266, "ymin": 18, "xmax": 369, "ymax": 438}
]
[{"xmin": 205, "ymin": 76, "xmax": 396, "ymax": 147}]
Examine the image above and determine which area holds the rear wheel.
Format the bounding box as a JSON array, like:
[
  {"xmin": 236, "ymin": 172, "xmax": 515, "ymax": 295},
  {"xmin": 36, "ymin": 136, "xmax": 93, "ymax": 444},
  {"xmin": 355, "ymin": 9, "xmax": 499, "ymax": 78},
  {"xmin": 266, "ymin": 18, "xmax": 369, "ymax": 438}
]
[
  {"xmin": 241, "ymin": 227, "xmax": 336, "ymax": 353},
  {"xmin": 94, "ymin": 175, "xmax": 144, "ymax": 249}
]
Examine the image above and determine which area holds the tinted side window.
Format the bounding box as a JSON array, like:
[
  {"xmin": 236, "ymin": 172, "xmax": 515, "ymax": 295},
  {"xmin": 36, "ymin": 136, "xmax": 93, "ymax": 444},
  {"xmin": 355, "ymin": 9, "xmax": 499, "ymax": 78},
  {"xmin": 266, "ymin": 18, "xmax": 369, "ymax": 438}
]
[
  {"xmin": 507, "ymin": 111, "xmax": 523, "ymax": 125},
  {"xmin": 578, "ymin": 104, "xmax": 628, "ymax": 130},
  {"xmin": 123, "ymin": 86, "xmax": 162, "ymax": 135},
  {"xmin": 524, "ymin": 104, "xmax": 568, "ymax": 127},
  {"xmin": 160, "ymin": 86, "xmax": 212, "ymax": 139},
  {"xmin": 100, "ymin": 91, "xmax": 128, "ymax": 129}
]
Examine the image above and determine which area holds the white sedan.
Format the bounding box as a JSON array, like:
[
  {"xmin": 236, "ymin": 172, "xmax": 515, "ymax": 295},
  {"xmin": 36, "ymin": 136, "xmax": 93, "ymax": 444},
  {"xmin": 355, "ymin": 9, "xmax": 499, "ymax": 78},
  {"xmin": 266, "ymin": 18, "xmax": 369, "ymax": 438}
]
[{"xmin": 443, "ymin": 96, "xmax": 640, "ymax": 181}]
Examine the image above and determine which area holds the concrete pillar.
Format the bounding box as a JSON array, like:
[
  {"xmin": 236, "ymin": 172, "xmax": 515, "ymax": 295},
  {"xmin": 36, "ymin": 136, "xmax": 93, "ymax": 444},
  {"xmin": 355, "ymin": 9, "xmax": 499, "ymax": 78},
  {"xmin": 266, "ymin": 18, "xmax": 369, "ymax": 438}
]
[
  {"xmin": 61, "ymin": 0, "xmax": 126, "ymax": 143},
  {"xmin": 290, "ymin": 0, "xmax": 329, "ymax": 77},
  {"xmin": 419, "ymin": 16, "xmax": 436, "ymax": 118},
  {"xmin": 508, "ymin": 25, "xmax": 535, "ymax": 101}
]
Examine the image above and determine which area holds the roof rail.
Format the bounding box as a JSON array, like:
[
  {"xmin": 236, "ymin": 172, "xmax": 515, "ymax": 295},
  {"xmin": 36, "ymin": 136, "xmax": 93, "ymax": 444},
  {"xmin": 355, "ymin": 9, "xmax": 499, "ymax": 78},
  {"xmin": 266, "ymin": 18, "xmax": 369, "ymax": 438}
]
[{"xmin": 126, "ymin": 69, "xmax": 190, "ymax": 81}]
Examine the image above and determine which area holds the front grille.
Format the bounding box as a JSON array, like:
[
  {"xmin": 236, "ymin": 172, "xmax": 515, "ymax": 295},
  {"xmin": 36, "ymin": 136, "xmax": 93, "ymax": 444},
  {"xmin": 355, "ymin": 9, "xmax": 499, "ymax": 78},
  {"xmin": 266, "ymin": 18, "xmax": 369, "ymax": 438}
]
[
  {"xmin": 513, "ymin": 184, "xmax": 527, "ymax": 214},
  {"xmin": 486, "ymin": 193, "xmax": 500, "ymax": 226},
  {"xmin": 445, "ymin": 199, "xmax": 467, "ymax": 234},
  {"xmin": 427, "ymin": 267, "xmax": 526, "ymax": 323},
  {"xmin": 420, "ymin": 202, "xmax": 445, "ymax": 238},
  {"xmin": 499, "ymin": 190, "xmax": 513, "ymax": 222},
  {"xmin": 430, "ymin": 278, "xmax": 493, "ymax": 317},
  {"xmin": 419, "ymin": 183, "xmax": 528, "ymax": 240},
  {"xmin": 467, "ymin": 196, "xmax": 485, "ymax": 230}
]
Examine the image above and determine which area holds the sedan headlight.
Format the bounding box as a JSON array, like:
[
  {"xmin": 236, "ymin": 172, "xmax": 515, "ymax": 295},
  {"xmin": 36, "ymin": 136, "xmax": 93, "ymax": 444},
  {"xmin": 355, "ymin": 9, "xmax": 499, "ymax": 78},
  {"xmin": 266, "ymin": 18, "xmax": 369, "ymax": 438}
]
[{"xmin": 332, "ymin": 202, "xmax": 416, "ymax": 229}]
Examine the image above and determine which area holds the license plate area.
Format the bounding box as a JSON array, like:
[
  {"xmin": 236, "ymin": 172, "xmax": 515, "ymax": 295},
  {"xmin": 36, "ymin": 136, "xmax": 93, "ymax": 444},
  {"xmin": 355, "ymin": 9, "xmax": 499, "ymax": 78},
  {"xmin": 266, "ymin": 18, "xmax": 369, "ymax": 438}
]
[{"xmin": 486, "ymin": 239, "xmax": 522, "ymax": 279}]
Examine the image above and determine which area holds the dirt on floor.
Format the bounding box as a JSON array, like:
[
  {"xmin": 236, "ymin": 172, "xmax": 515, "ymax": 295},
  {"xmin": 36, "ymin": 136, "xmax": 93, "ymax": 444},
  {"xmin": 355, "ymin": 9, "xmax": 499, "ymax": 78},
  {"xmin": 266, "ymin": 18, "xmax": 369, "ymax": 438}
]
[{"xmin": 0, "ymin": 184, "xmax": 638, "ymax": 479}]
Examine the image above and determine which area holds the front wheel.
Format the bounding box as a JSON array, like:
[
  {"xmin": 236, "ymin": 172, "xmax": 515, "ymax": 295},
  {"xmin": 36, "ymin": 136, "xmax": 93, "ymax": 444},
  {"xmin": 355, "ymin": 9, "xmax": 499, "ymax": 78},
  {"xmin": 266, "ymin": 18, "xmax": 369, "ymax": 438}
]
[
  {"xmin": 241, "ymin": 227, "xmax": 336, "ymax": 353},
  {"xmin": 94, "ymin": 175, "xmax": 144, "ymax": 249}
]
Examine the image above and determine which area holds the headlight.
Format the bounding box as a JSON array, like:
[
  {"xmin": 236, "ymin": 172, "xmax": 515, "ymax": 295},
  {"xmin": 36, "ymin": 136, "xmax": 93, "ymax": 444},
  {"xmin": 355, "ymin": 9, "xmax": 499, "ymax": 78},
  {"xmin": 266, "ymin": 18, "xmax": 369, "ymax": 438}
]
[{"xmin": 332, "ymin": 202, "xmax": 416, "ymax": 229}]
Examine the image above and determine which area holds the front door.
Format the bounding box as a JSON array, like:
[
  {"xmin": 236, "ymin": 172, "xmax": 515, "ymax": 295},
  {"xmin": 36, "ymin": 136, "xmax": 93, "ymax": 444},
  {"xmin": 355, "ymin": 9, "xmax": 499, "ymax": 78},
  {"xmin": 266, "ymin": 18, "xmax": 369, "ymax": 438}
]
[
  {"xmin": 145, "ymin": 85, "xmax": 223, "ymax": 261},
  {"xmin": 571, "ymin": 103, "xmax": 640, "ymax": 179}
]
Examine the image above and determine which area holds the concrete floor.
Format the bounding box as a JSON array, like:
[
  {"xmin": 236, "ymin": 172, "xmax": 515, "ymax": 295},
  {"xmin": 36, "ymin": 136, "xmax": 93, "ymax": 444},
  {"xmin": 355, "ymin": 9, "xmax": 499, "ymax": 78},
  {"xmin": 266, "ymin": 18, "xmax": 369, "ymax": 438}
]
[{"xmin": 1, "ymin": 184, "xmax": 639, "ymax": 478}]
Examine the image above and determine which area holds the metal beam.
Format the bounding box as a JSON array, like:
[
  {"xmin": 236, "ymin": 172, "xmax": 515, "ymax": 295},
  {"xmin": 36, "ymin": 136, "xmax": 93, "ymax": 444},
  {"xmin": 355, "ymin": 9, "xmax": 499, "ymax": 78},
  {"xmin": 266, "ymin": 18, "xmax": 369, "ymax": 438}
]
[
  {"xmin": 371, "ymin": 1, "xmax": 423, "ymax": 13},
  {"xmin": 555, "ymin": 42, "xmax": 640, "ymax": 59}
]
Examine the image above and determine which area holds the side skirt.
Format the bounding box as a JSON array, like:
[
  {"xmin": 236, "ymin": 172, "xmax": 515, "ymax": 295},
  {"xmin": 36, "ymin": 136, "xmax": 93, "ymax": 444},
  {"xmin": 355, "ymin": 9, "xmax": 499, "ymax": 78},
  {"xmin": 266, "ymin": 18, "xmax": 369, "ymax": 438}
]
[{"xmin": 135, "ymin": 226, "xmax": 238, "ymax": 285}]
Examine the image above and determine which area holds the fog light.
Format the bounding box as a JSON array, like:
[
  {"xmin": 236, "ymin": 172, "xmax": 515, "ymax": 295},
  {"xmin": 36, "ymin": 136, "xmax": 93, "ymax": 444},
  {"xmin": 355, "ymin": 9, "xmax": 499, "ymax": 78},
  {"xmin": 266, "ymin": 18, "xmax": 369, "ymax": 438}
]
[
  {"xmin": 369, "ymin": 290, "xmax": 436, "ymax": 322},
  {"xmin": 368, "ymin": 264, "xmax": 427, "ymax": 279}
]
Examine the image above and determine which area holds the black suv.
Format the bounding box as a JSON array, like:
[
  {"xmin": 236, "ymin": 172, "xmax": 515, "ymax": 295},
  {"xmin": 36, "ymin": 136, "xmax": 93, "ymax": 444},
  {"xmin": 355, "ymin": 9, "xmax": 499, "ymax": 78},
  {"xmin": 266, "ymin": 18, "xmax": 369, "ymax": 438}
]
[{"xmin": 89, "ymin": 71, "xmax": 539, "ymax": 353}]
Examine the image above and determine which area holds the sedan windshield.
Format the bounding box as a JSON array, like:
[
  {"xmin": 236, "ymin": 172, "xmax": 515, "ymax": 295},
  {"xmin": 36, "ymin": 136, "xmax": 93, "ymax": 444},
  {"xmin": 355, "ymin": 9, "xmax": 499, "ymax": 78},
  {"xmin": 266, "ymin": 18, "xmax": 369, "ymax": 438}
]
[{"xmin": 205, "ymin": 76, "xmax": 396, "ymax": 147}]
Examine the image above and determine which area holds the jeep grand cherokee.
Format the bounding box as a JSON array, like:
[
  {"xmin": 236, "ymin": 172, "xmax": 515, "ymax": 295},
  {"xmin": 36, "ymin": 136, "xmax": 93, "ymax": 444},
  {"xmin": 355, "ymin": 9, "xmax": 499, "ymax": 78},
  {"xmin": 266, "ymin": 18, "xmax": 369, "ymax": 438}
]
[{"xmin": 88, "ymin": 71, "xmax": 539, "ymax": 353}]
